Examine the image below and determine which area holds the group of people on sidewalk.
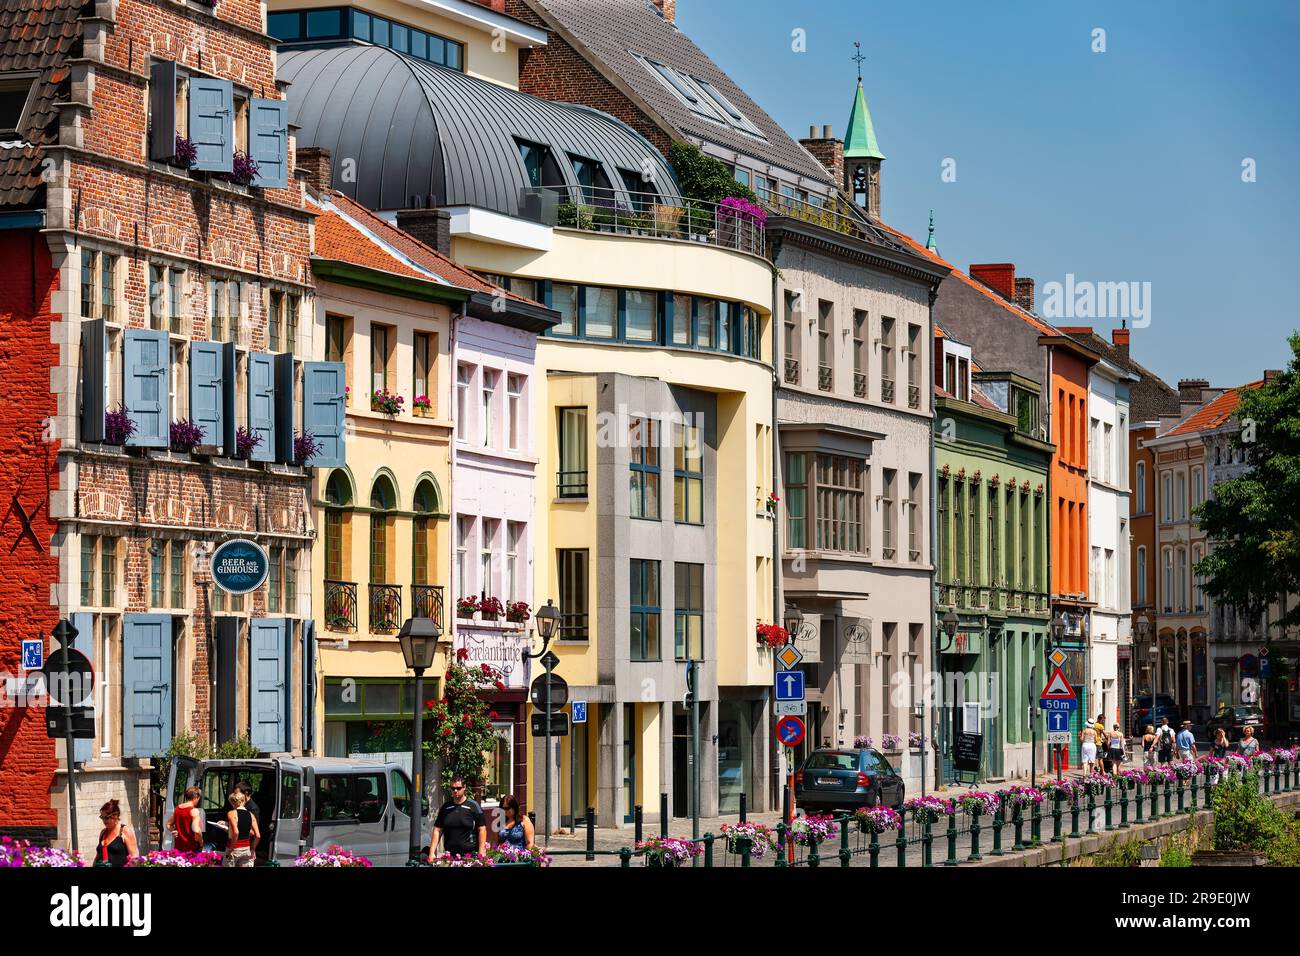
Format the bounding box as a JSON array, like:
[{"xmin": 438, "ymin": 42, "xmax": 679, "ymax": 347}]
[
  {"xmin": 94, "ymin": 780, "xmax": 263, "ymax": 868},
  {"xmin": 1077, "ymin": 714, "xmax": 1262, "ymax": 777},
  {"xmin": 423, "ymin": 773, "xmax": 535, "ymax": 860}
]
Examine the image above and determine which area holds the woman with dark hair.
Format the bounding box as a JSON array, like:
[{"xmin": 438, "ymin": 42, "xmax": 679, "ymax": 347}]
[
  {"xmin": 496, "ymin": 795, "xmax": 534, "ymax": 851},
  {"xmin": 96, "ymin": 799, "xmax": 139, "ymax": 867}
]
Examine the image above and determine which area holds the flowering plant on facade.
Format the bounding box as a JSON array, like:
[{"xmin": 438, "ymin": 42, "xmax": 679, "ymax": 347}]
[
  {"xmin": 173, "ymin": 135, "xmax": 197, "ymax": 168},
  {"xmin": 909, "ymin": 731, "xmax": 928, "ymax": 749},
  {"xmin": 1001, "ymin": 786, "xmax": 1044, "ymax": 813},
  {"xmin": 127, "ymin": 849, "xmax": 223, "ymax": 867},
  {"xmin": 0, "ymin": 837, "xmax": 83, "ymax": 867},
  {"xmin": 853, "ymin": 805, "xmax": 902, "ymax": 834},
  {"xmin": 1224, "ymin": 753, "xmax": 1250, "ymax": 773},
  {"xmin": 717, "ymin": 195, "xmax": 767, "ymax": 226},
  {"xmin": 1252, "ymin": 751, "xmax": 1275, "ymax": 768},
  {"xmin": 881, "ymin": 733, "xmax": 902, "ymax": 751},
  {"xmin": 104, "ymin": 406, "xmax": 136, "ymax": 445},
  {"xmin": 904, "ymin": 795, "xmax": 954, "ymax": 825},
  {"xmin": 1172, "ymin": 760, "xmax": 1198, "ymax": 781},
  {"xmin": 636, "ymin": 836, "xmax": 702, "ymax": 865},
  {"xmin": 293, "ymin": 432, "xmax": 323, "ymax": 465},
  {"xmin": 1083, "ymin": 773, "xmax": 1116, "ymax": 795},
  {"xmin": 788, "ymin": 814, "xmax": 838, "ymax": 846},
  {"xmin": 958, "ymin": 791, "xmax": 1000, "ymax": 817},
  {"xmin": 1040, "ymin": 778, "xmax": 1082, "ymax": 804},
  {"xmin": 427, "ymin": 852, "xmax": 493, "ymax": 868},
  {"xmin": 853, "ymin": 735, "xmax": 873, "ymax": 749},
  {"xmin": 490, "ymin": 844, "xmax": 551, "ymax": 867},
  {"xmin": 413, "ymin": 394, "xmax": 432, "ymax": 412},
  {"xmin": 719, "ymin": 821, "xmax": 775, "ymax": 859},
  {"xmin": 766, "ymin": 490, "xmax": 780, "ymax": 513},
  {"xmin": 506, "ymin": 600, "xmax": 530, "ymax": 623},
  {"xmin": 371, "ymin": 388, "xmax": 404, "ymax": 415},
  {"xmin": 169, "ymin": 418, "xmax": 205, "ymax": 452},
  {"xmin": 422, "ymin": 660, "xmax": 500, "ymax": 791},
  {"xmin": 1117, "ymin": 768, "xmax": 1149, "ymax": 787},
  {"xmin": 223, "ymin": 150, "xmax": 260, "ymax": 187},
  {"xmin": 478, "ymin": 596, "xmax": 504, "ymax": 619},
  {"xmin": 1272, "ymin": 748, "xmax": 1297, "ymax": 763},
  {"xmin": 235, "ymin": 426, "xmax": 261, "ymax": 459},
  {"xmin": 755, "ymin": 623, "xmax": 789, "ymax": 648}
]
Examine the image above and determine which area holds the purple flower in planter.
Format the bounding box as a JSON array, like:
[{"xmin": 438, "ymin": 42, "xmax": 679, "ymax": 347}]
[
  {"xmin": 235, "ymin": 426, "xmax": 262, "ymax": 459},
  {"xmin": 718, "ymin": 195, "xmax": 768, "ymax": 226},
  {"xmin": 169, "ymin": 419, "xmax": 205, "ymax": 451},
  {"xmin": 221, "ymin": 150, "xmax": 260, "ymax": 187},
  {"xmin": 173, "ymin": 135, "xmax": 197, "ymax": 168},
  {"xmin": 104, "ymin": 406, "xmax": 136, "ymax": 445},
  {"xmin": 293, "ymin": 432, "xmax": 322, "ymax": 464}
]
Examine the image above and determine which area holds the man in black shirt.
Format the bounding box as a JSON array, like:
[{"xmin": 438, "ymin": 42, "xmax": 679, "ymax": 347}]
[{"xmin": 430, "ymin": 775, "xmax": 486, "ymax": 860}]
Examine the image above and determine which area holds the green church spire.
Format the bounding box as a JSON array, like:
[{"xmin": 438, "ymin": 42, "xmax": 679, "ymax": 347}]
[
  {"xmin": 844, "ymin": 46, "xmax": 885, "ymax": 161},
  {"xmin": 926, "ymin": 210, "xmax": 937, "ymax": 251}
]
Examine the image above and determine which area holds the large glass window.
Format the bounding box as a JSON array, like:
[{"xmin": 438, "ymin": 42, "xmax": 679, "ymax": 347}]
[
  {"xmin": 625, "ymin": 290, "xmax": 657, "ymax": 343},
  {"xmin": 815, "ymin": 454, "xmax": 865, "ymax": 553},
  {"xmin": 672, "ymin": 294, "xmax": 692, "ymax": 346},
  {"xmin": 585, "ymin": 287, "xmax": 616, "ymax": 339},
  {"xmin": 696, "ymin": 299, "xmax": 715, "ymax": 349},
  {"xmin": 674, "ymin": 422, "xmax": 703, "ymax": 524},
  {"xmin": 550, "ymin": 282, "xmax": 580, "ymax": 337},
  {"xmin": 785, "ymin": 452, "xmax": 807, "ymax": 548},
  {"xmin": 630, "ymin": 559, "xmax": 661, "ymax": 661},
  {"xmin": 628, "ymin": 416, "xmax": 660, "ymax": 520},
  {"xmin": 674, "ymin": 562, "xmax": 703, "ymax": 661},
  {"xmin": 558, "ymin": 407, "xmax": 588, "ymax": 498},
  {"xmin": 558, "ymin": 549, "xmax": 589, "ymax": 641}
]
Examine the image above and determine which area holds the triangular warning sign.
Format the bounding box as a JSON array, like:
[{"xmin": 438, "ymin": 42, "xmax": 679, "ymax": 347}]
[{"xmin": 1040, "ymin": 667, "xmax": 1076, "ymax": 699}]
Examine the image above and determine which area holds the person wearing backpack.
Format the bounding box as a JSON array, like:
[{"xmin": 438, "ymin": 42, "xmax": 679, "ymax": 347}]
[{"xmin": 1155, "ymin": 717, "xmax": 1176, "ymax": 765}]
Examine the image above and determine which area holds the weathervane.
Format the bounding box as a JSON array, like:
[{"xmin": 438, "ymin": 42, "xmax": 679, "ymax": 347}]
[{"xmin": 852, "ymin": 41, "xmax": 866, "ymax": 81}]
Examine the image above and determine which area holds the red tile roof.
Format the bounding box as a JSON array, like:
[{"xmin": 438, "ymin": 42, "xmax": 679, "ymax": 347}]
[
  {"xmin": 1164, "ymin": 381, "xmax": 1263, "ymax": 437},
  {"xmin": 313, "ymin": 206, "xmax": 432, "ymax": 282}
]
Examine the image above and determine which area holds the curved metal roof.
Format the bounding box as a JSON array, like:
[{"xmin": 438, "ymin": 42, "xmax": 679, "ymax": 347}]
[{"xmin": 279, "ymin": 44, "xmax": 681, "ymax": 215}]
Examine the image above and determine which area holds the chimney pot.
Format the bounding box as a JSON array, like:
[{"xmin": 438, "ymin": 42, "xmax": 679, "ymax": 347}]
[
  {"xmin": 296, "ymin": 146, "xmax": 332, "ymax": 196},
  {"xmin": 809, "ymin": 125, "xmax": 818, "ymax": 139},
  {"xmin": 823, "ymin": 124, "xmax": 833, "ymax": 138},
  {"xmin": 968, "ymin": 263, "xmax": 1017, "ymax": 302},
  {"xmin": 1013, "ymin": 276, "xmax": 1035, "ymax": 313},
  {"xmin": 396, "ymin": 207, "xmax": 453, "ymax": 256},
  {"xmin": 1263, "ymin": 369, "xmax": 1283, "ymax": 384},
  {"xmin": 650, "ymin": 0, "xmax": 676, "ymax": 23}
]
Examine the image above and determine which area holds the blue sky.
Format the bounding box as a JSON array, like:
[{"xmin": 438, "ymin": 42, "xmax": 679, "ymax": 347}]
[{"xmin": 679, "ymin": 0, "xmax": 1300, "ymax": 387}]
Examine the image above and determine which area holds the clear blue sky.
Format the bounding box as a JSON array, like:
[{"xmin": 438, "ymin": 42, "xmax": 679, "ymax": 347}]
[{"xmin": 679, "ymin": 0, "xmax": 1300, "ymax": 387}]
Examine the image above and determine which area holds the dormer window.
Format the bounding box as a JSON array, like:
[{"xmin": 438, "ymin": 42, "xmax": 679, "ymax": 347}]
[
  {"xmin": 0, "ymin": 73, "xmax": 38, "ymax": 139},
  {"xmin": 569, "ymin": 155, "xmax": 612, "ymax": 203},
  {"xmin": 517, "ymin": 139, "xmax": 564, "ymax": 192}
]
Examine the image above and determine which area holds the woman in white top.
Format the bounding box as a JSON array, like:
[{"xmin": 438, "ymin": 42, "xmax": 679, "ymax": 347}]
[
  {"xmin": 1080, "ymin": 724, "xmax": 1098, "ymax": 775},
  {"xmin": 1239, "ymin": 726, "xmax": 1260, "ymax": 757}
]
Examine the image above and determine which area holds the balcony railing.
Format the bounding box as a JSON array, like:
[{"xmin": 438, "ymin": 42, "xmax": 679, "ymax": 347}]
[
  {"xmin": 412, "ymin": 584, "xmax": 445, "ymax": 628},
  {"xmin": 369, "ymin": 583, "xmax": 402, "ymax": 635},
  {"xmin": 882, "ymin": 378, "xmax": 895, "ymax": 404},
  {"xmin": 853, "ymin": 372, "xmax": 867, "ymax": 398},
  {"xmin": 908, "ymin": 384, "xmax": 920, "ymax": 409},
  {"xmin": 325, "ymin": 580, "xmax": 357, "ymax": 633},
  {"xmin": 818, "ymin": 364, "xmax": 833, "ymax": 391},
  {"xmin": 784, "ymin": 358, "xmax": 800, "ymax": 385},
  {"xmin": 521, "ymin": 185, "xmax": 765, "ymax": 257},
  {"xmin": 557, "ymin": 469, "xmax": 588, "ymax": 498},
  {"xmin": 756, "ymin": 187, "xmax": 873, "ymax": 239}
]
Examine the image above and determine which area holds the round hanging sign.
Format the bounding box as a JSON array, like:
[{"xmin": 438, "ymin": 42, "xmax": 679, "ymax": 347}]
[{"xmin": 210, "ymin": 539, "xmax": 270, "ymax": 595}]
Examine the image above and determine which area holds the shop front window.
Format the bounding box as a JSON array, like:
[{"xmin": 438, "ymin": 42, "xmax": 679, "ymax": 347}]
[{"xmin": 481, "ymin": 722, "xmax": 514, "ymax": 804}]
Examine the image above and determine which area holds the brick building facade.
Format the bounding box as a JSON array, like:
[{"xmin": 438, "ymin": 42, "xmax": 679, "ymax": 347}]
[{"xmin": 0, "ymin": 0, "xmax": 319, "ymax": 848}]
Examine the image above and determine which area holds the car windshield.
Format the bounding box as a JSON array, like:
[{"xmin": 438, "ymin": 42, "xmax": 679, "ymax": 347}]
[
  {"xmin": 805, "ymin": 752, "xmax": 857, "ymax": 771},
  {"xmin": 1231, "ymin": 707, "xmax": 1262, "ymax": 718}
]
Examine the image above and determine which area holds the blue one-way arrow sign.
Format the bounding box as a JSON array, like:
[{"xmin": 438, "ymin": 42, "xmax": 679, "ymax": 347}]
[
  {"xmin": 775, "ymin": 669, "xmax": 805, "ymax": 701},
  {"xmin": 1046, "ymin": 710, "xmax": 1071, "ymax": 732}
]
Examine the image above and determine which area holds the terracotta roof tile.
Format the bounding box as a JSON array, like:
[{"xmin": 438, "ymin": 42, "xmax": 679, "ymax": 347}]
[
  {"xmin": 1164, "ymin": 382, "xmax": 1263, "ymax": 437},
  {"xmin": 313, "ymin": 208, "xmax": 431, "ymax": 282}
]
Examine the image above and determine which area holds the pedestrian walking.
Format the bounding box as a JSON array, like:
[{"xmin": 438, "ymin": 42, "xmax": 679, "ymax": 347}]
[
  {"xmin": 1155, "ymin": 717, "xmax": 1176, "ymax": 765},
  {"xmin": 496, "ymin": 794, "xmax": 535, "ymax": 851},
  {"xmin": 1106, "ymin": 724, "xmax": 1125, "ymax": 772},
  {"xmin": 95, "ymin": 799, "xmax": 138, "ymax": 867},
  {"xmin": 168, "ymin": 786, "xmax": 205, "ymax": 853},
  {"xmin": 223, "ymin": 788, "xmax": 259, "ymax": 868},
  {"xmin": 1080, "ymin": 722, "xmax": 1099, "ymax": 775},
  {"xmin": 1142, "ymin": 725, "xmax": 1157, "ymax": 767},
  {"xmin": 1176, "ymin": 721, "xmax": 1198, "ymax": 762},
  {"xmin": 429, "ymin": 775, "xmax": 487, "ymax": 861},
  {"xmin": 1239, "ymin": 726, "xmax": 1260, "ymax": 757}
]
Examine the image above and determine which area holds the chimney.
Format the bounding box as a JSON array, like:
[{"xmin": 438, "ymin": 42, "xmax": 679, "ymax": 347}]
[
  {"xmin": 1178, "ymin": 378, "xmax": 1209, "ymax": 405},
  {"xmin": 1111, "ymin": 326, "xmax": 1130, "ymax": 361},
  {"xmin": 467, "ymin": 0, "xmax": 506, "ymax": 11},
  {"xmin": 1263, "ymin": 369, "xmax": 1282, "ymax": 384},
  {"xmin": 650, "ymin": 0, "xmax": 676, "ymax": 23},
  {"xmin": 1013, "ymin": 276, "xmax": 1035, "ymax": 313},
  {"xmin": 296, "ymin": 146, "xmax": 332, "ymax": 196},
  {"xmin": 396, "ymin": 208, "xmax": 453, "ymax": 256},
  {"xmin": 799, "ymin": 123, "xmax": 844, "ymax": 188},
  {"xmin": 968, "ymin": 263, "xmax": 1016, "ymax": 301}
]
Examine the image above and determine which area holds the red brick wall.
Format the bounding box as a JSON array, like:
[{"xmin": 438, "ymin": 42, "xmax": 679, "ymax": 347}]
[
  {"xmin": 0, "ymin": 231, "xmax": 61, "ymax": 835},
  {"xmin": 507, "ymin": 0, "xmax": 674, "ymax": 157}
]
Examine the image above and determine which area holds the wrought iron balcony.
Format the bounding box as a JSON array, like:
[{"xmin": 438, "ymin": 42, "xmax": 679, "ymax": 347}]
[
  {"xmin": 784, "ymin": 358, "xmax": 800, "ymax": 384},
  {"xmin": 818, "ymin": 364, "xmax": 833, "ymax": 391},
  {"xmin": 369, "ymin": 583, "xmax": 402, "ymax": 635},
  {"xmin": 325, "ymin": 580, "xmax": 357, "ymax": 633},
  {"xmin": 557, "ymin": 469, "xmax": 588, "ymax": 499},
  {"xmin": 882, "ymin": 378, "xmax": 895, "ymax": 404},
  {"xmin": 854, "ymin": 372, "xmax": 867, "ymax": 398},
  {"xmin": 412, "ymin": 584, "xmax": 445, "ymax": 629},
  {"xmin": 908, "ymin": 384, "xmax": 921, "ymax": 409}
]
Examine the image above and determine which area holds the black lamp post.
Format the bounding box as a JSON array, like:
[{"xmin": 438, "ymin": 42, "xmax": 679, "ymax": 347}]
[
  {"xmin": 524, "ymin": 600, "xmax": 561, "ymax": 843},
  {"xmin": 398, "ymin": 616, "xmax": 440, "ymax": 861},
  {"xmin": 783, "ymin": 604, "xmax": 804, "ymax": 640},
  {"xmin": 1050, "ymin": 612, "xmax": 1067, "ymax": 647}
]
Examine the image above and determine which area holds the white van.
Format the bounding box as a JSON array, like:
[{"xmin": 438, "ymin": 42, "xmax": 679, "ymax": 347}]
[{"xmin": 163, "ymin": 756, "xmax": 432, "ymax": 866}]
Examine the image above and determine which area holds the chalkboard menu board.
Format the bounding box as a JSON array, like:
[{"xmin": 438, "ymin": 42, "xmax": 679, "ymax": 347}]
[{"xmin": 954, "ymin": 731, "xmax": 983, "ymax": 774}]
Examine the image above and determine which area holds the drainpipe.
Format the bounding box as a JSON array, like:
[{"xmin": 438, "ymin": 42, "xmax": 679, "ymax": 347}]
[
  {"xmin": 927, "ymin": 282, "xmax": 939, "ymax": 795},
  {"xmin": 769, "ymin": 236, "xmax": 783, "ymax": 811}
]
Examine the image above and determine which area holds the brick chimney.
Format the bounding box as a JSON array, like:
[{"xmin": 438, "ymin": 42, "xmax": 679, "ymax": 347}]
[
  {"xmin": 1263, "ymin": 369, "xmax": 1282, "ymax": 384},
  {"xmin": 296, "ymin": 146, "xmax": 332, "ymax": 196},
  {"xmin": 969, "ymin": 263, "xmax": 1016, "ymax": 301},
  {"xmin": 1178, "ymin": 379, "xmax": 1209, "ymax": 404},
  {"xmin": 1111, "ymin": 326, "xmax": 1130, "ymax": 361},
  {"xmin": 799, "ymin": 124, "xmax": 844, "ymax": 188},
  {"xmin": 468, "ymin": 0, "xmax": 506, "ymax": 11},
  {"xmin": 650, "ymin": 0, "xmax": 676, "ymax": 23},
  {"xmin": 1013, "ymin": 276, "xmax": 1035, "ymax": 313},
  {"xmin": 396, "ymin": 208, "xmax": 452, "ymax": 256}
]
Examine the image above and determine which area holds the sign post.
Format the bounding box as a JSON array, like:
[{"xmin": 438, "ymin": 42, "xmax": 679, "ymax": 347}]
[
  {"xmin": 1039, "ymin": 665, "xmax": 1078, "ymax": 784},
  {"xmin": 776, "ymin": 715, "xmax": 804, "ymax": 865},
  {"xmin": 45, "ymin": 620, "xmax": 90, "ymax": 856}
]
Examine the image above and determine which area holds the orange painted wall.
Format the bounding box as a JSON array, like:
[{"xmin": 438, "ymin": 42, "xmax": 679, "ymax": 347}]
[{"xmin": 1051, "ymin": 350, "xmax": 1090, "ymax": 599}]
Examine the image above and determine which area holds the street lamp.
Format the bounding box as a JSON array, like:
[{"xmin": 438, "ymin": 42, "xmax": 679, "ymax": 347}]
[
  {"xmin": 397, "ymin": 616, "xmax": 441, "ymax": 861},
  {"xmin": 1050, "ymin": 612, "xmax": 1067, "ymax": 647},
  {"xmin": 524, "ymin": 599, "xmax": 561, "ymax": 844},
  {"xmin": 783, "ymin": 604, "xmax": 804, "ymax": 640}
]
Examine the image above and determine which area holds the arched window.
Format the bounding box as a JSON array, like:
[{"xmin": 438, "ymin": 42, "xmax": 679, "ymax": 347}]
[
  {"xmin": 369, "ymin": 475, "xmax": 397, "ymax": 585},
  {"xmin": 412, "ymin": 479, "xmax": 439, "ymax": 586},
  {"xmin": 324, "ymin": 471, "xmax": 353, "ymax": 582}
]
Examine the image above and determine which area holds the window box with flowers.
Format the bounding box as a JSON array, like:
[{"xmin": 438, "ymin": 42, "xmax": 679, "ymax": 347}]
[
  {"xmin": 294, "ymin": 432, "xmax": 322, "ymax": 466},
  {"xmin": 169, "ymin": 419, "xmax": 204, "ymax": 454},
  {"xmin": 765, "ymin": 490, "xmax": 779, "ymax": 516},
  {"xmin": 505, "ymin": 600, "xmax": 530, "ymax": 625},
  {"xmin": 455, "ymin": 596, "xmax": 479, "ymax": 620},
  {"xmin": 756, "ymin": 623, "xmax": 788, "ymax": 649},
  {"xmin": 477, "ymin": 596, "xmax": 504, "ymax": 622},
  {"xmin": 172, "ymin": 135, "xmax": 197, "ymax": 171},
  {"xmin": 372, "ymin": 388, "xmax": 404, "ymax": 416},
  {"xmin": 103, "ymin": 406, "xmax": 136, "ymax": 446},
  {"xmin": 413, "ymin": 394, "xmax": 433, "ymax": 417},
  {"xmin": 216, "ymin": 150, "xmax": 259, "ymax": 189},
  {"xmin": 235, "ymin": 426, "xmax": 262, "ymax": 461}
]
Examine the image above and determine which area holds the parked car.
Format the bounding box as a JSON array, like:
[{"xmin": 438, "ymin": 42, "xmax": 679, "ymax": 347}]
[
  {"xmin": 794, "ymin": 748, "xmax": 905, "ymax": 813},
  {"xmin": 163, "ymin": 757, "xmax": 430, "ymax": 866},
  {"xmin": 1130, "ymin": 694, "xmax": 1180, "ymax": 737},
  {"xmin": 1205, "ymin": 705, "xmax": 1266, "ymax": 743}
]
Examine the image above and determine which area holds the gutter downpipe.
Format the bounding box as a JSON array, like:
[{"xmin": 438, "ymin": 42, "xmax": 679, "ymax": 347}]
[
  {"xmin": 927, "ymin": 282, "xmax": 939, "ymax": 796},
  {"xmin": 770, "ymin": 235, "xmax": 783, "ymax": 813}
]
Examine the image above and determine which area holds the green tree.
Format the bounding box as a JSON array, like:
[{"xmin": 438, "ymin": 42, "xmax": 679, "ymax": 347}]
[
  {"xmin": 668, "ymin": 141, "xmax": 758, "ymax": 205},
  {"xmin": 1193, "ymin": 333, "xmax": 1300, "ymax": 631},
  {"xmin": 422, "ymin": 652, "xmax": 503, "ymax": 792}
]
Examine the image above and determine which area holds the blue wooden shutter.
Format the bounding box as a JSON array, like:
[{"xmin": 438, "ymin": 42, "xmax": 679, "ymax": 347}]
[
  {"xmin": 122, "ymin": 614, "xmax": 174, "ymax": 757},
  {"xmin": 249, "ymin": 98, "xmax": 288, "ymax": 189},
  {"xmin": 274, "ymin": 351, "xmax": 295, "ymax": 463},
  {"xmin": 70, "ymin": 612, "xmax": 95, "ymax": 764},
  {"xmin": 222, "ymin": 342, "xmax": 236, "ymax": 456},
  {"xmin": 302, "ymin": 620, "xmax": 315, "ymax": 754},
  {"xmin": 189, "ymin": 341, "xmax": 224, "ymax": 447},
  {"xmin": 250, "ymin": 618, "xmax": 289, "ymax": 752},
  {"xmin": 188, "ymin": 77, "xmax": 233, "ymax": 173},
  {"xmin": 248, "ymin": 352, "xmax": 276, "ymax": 462},
  {"xmin": 303, "ymin": 361, "xmax": 346, "ymax": 467},
  {"xmin": 149, "ymin": 60, "xmax": 178, "ymax": 162},
  {"xmin": 80, "ymin": 319, "xmax": 107, "ymax": 443},
  {"xmin": 124, "ymin": 329, "xmax": 169, "ymax": 447}
]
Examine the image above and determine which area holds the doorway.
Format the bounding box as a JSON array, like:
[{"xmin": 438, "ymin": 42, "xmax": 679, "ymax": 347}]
[{"xmin": 622, "ymin": 703, "xmax": 635, "ymax": 823}]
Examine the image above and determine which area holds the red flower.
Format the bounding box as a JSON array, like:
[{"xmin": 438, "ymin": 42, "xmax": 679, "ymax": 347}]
[
  {"xmin": 479, "ymin": 663, "xmax": 491, "ymax": 675},
  {"xmin": 441, "ymin": 727, "xmax": 452, "ymax": 737},
  {"xmin": 494, "ymin": 680, "xmax": 506, "ymax": 692},
  {"xmin": 489, "ymin": 710, "xmax": 498, "ymax": 720},
  {"xmin": 424, "ymin": 699, "xmax": 435, "ymax": 710},
  {"xmin": 455, "ymin": 647, "xmax": 469, "ymax": 662}
]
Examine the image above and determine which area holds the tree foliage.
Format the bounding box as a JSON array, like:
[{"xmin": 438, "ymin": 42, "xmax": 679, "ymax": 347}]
[
  {"xmin": 422, "ymin": 651, "xmax": 504, "ymax": 792},
  {"xmin": 1193, "ymin": 332, "xmax": 1300, "ymax": 630},
  {"xmin": 668, "ymin": 141, "xmax": 758, "ymax": 205}
]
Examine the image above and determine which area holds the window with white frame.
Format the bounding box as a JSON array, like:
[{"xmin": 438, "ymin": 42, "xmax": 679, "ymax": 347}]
[
  {"xmin": 480, "ymin": 370, "xmax": 497, "ymax": 447},
  {"xmin": 506, "ymin": 521, "xmax": 523, "ymax": 602},
  {"xmin": 506, "ymin": 373, "xmax": 524, "ymax": 450},
  {"xmin": 456, "ymin": 515, "xmax": 472, "ymax": 597},
  {"xmin": 81, "ymin": 249, "xmax": 119, "ymax": 322},
  {"xmin": 456, "ymin": 364, "xmax": 472, "ymax": 439},
  {"xmin": 480, "ymin": 518, "xmax": 498, "ymax": 598}
]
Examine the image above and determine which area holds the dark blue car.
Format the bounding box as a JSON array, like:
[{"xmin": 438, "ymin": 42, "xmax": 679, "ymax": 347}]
[
  {"xmin": 1131, "ymin": 694, "xmax": 1180, "ymax": 737},
  {"xmin": 794, "ymin": 748, "xmax": 905, "ymax": 812}
]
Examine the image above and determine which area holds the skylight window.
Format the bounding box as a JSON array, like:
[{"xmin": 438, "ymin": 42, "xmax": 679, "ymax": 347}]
[
  {"xmin": 0, "ymin": 74, "xmax": 38, "ymax": 138},
  {"xmin": 634, "ymin": 54, "xmax": 726, "ymax": 122},
  {"xmin": 691, "ymin": 76, "xmax": 765, "ymax": 138}
]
